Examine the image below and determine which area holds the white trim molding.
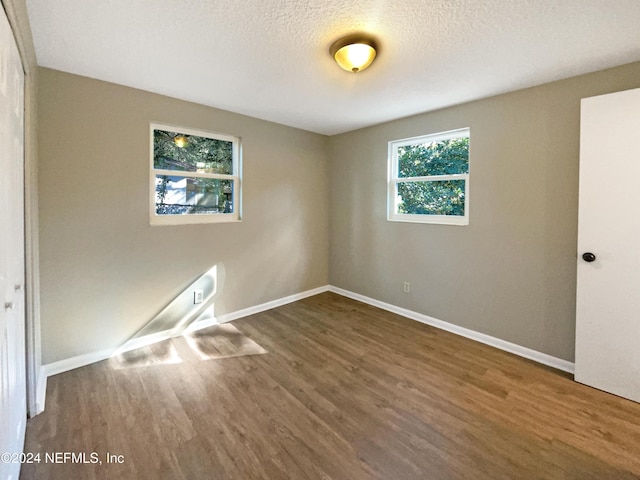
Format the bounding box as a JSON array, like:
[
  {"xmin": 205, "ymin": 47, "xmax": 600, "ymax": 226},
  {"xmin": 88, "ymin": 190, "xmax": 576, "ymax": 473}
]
[
  {"xmin": 182, "ymin": 286, "xmax": 331, "ymax": 331},
  {"xmin": 40, "ymin": 283, "xmax": 574, "ymax": 414},
  {"xmin": 35, "ymin": 367, "xmax": 47, "ymax": 415},
  {"xmin": 216, "ymin": 285, "xmax": 329, "ymax": 324},
  {"xmin": 43, "ymin": 347, "xmax": 116, "ymax": 378},
  {"xmin": 187, "ymin": 285, "xmax": 331, "ymax": 331},
  {"xmin": 42, "ymin": 285, "xmax": 331, "ymax": 379},
  {"xmin": 328, "ymin": 286, "xmax": 575, "ymax": 374}
]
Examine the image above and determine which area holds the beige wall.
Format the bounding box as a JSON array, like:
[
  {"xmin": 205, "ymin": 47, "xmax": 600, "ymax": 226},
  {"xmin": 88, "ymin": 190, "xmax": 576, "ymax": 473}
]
[
  {"xmin": 38, "ymin": 68, "xmax": 329, "ymax": 364},
  {"xmin": 39, "ymin": 61, "xmax": 640, "ymax": 366},
  {"xmin": 328, "ymin": 62, "xmax": 640, "ymax": 362}
]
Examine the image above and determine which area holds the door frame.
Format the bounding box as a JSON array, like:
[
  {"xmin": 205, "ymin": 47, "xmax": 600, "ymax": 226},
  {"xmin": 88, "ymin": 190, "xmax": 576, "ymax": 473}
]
[{"xmin": 2, "ymin": 0, "xmax": 44, "ymax": 416}]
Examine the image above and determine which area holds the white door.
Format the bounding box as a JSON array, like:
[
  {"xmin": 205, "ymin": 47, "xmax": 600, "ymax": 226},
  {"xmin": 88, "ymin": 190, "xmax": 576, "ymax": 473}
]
[
  {"xmin": 0, "ymin": 7, "xmax": 27, "ymax": 480},
  {"xmin": 575, "ymin": 88, "xmax": 640, "ymax": 403}
]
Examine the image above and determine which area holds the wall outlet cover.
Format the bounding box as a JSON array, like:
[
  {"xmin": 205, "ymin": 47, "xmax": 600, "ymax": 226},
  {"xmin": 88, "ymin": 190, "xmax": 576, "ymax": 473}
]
[{"xmin": 194, "ymin": 290, "xmax": 204, "ymax": 304}]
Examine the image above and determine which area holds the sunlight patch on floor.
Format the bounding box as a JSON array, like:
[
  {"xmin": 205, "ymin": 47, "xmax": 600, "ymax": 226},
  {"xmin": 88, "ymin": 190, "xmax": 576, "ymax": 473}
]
[
  {"xmin": 110, "ymin": 323, "xmax": 267, "ymax": 369},
  {"xmin": 184, "ymin": 324, "xmax": 268, "ymax": 361}
]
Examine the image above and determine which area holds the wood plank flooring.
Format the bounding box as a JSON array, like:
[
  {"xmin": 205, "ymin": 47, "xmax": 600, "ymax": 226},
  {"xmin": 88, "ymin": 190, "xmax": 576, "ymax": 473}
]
[{"xmin": 21, "ymin": 292, "xmax": 640, "ymax": 479}]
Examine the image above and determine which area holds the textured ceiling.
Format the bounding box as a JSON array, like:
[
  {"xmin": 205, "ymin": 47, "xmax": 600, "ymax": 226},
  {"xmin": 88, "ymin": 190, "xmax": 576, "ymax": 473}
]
[{"xmin": 26, "ymin": 0, "xmax": 640, "ymax": 135}]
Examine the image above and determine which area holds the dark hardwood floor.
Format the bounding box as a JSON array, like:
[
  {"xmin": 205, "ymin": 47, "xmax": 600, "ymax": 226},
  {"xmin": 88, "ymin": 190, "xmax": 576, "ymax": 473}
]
[{"xmin": 21, "ymin": 292, "xmax": 640, "ymax": 479}]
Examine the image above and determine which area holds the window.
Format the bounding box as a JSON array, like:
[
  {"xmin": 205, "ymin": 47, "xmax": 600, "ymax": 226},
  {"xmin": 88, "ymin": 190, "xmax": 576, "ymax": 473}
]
[
  {"xmin": 388, "ymin": 128, "xmax": 469, "ymax": 225},
  {"xmin": 150, "ymin": 123, "xmax": 241, "ymax": 225}
]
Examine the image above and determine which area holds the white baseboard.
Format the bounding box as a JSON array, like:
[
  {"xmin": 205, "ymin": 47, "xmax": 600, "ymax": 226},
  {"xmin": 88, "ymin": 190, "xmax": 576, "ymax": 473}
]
[
  {"xmin": 328, "ymin": 286, "xmax": 575, "ymax": 374},
  {"xmin": 186, "ymin": 285, "xmax": 331, "ymax": 331},
  {"xmin": 41, "ymin": 281, "xmax": 573, "ymax": 411},
  {"xmin": 43, "ymin": 347, "xmax": 115, "ymax": 378},
  {"xmin": 215, "ymin": 285, "xmax": 330, "ymax": 324},
  {"xmin": 42, "ymin": 285, "xmax": 332, "ymax": 379}
]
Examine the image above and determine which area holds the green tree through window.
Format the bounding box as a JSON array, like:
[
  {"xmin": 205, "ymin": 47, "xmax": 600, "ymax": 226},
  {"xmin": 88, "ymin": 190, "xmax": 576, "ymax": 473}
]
[
  {"xmin": 150, "ymin": 124, "xmax": 241, "ymax": 225},
  {"xmin": 388, "ymin": 129, "xmax": 469, "ymax": 225}
]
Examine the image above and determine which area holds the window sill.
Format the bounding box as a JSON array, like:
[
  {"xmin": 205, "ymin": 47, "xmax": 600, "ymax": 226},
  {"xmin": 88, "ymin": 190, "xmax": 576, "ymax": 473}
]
[
  {"xmin": 150, "ymin": 214, "xmax": 241, "ymax": 226},
  {"xmin": 387, "ymin": 214, "xmax": 468, "ymax": 226}
]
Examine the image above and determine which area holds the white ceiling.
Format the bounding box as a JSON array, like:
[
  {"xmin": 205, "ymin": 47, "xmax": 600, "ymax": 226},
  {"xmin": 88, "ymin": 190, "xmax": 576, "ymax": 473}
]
[{"xmin": 26, "ymin": 0, "xmax": 640, "ymax": 136}]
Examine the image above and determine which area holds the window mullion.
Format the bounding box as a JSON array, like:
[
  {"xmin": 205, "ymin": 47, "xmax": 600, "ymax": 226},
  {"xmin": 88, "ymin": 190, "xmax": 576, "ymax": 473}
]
[
  {"xmin": 153, "ymin": 168, "xmax": 236, "ymax": 180},
  {"xmin": 396, "ymin": 173, "xmax": 468, "ymax": 183}
]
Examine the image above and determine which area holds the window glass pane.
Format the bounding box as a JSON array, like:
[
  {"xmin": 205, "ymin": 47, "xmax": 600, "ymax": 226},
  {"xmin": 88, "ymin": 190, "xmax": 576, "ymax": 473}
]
[
  {"xmin": 153, "ymin": 129, "xmax": 233, "ymax": 174},
  {"xmin": 398, "ymin": 137, "xmax": 469, "ymax": 178},
  {"xmin": 155, "ymin": 175, "xmax": 234, "ymax": 215},
  {"xmin": 397, "ymin": 180, "xmax": 465, "ymax": 216}
]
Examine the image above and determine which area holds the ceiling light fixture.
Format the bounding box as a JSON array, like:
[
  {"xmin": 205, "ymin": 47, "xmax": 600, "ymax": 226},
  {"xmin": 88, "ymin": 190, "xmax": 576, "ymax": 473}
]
[{"xmin": 330, "ymin": 34, "xmax": 378, "ymax": 73}]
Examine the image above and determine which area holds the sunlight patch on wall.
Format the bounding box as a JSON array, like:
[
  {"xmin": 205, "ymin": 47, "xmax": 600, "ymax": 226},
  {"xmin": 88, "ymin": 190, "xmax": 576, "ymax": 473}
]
[{"xmin": 112, "ymin": 265, "xmax": 219, "ymax": 357}]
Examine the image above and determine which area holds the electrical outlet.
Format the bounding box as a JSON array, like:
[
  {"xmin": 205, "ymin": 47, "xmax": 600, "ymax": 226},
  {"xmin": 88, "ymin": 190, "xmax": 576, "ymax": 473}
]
[
  {"xmin": 194, "ymin": 290, "xmax": 204, "ymax": 304},
  {"xmin": 403, "ymin": 281, "xmax": 411, "ymax": 293}
]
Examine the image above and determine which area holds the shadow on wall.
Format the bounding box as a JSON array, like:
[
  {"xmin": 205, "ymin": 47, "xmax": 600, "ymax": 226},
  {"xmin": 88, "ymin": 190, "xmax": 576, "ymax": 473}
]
[{"xmin": 112, "ymin": 264, "xmax": 223, "ymax": 356}]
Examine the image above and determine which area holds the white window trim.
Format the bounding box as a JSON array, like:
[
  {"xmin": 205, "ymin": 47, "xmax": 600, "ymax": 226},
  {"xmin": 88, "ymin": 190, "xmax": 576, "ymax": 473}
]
[
  {"xmin": 387, "ymin": 128, "xmax": 470, "ymax": 226},
  {"xmin": 150, "ymin": 123, "xmax": 242, "ymax": 226}
]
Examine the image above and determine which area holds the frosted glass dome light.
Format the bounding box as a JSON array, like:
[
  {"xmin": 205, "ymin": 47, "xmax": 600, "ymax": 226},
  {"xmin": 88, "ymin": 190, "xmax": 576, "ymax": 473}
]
[{"xmin": 330, "ymin": 34, "xmax": 378, "ymax": 73}]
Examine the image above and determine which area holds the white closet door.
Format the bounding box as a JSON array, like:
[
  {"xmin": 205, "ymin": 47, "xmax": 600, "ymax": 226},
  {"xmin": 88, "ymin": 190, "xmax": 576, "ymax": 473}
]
[
  {"xmin": 575, "ymin": 88, "xmax": 640, "ymax": 403},
  {"xmin": 0, "ymin": 7, "xmax": 27, "ymax": 480}
]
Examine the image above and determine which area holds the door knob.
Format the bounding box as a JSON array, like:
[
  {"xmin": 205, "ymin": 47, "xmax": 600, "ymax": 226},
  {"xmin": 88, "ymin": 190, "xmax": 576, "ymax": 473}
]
[
  {"xmin": 582, "ymin": 252, "xmax": 596, "ymax": 262},
  {"xmin": 4, "ymin": 302, "xmax": 14, "ymax": 310}
]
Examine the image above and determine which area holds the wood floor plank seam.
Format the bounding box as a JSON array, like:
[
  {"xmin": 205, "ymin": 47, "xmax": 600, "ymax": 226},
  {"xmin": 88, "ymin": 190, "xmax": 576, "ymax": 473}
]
[{"xmin": 21, "ymin": 292, "xmax": 640, "ymax": 480}]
